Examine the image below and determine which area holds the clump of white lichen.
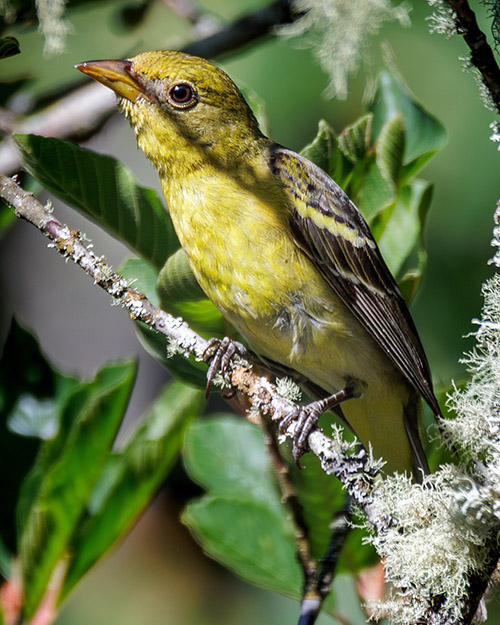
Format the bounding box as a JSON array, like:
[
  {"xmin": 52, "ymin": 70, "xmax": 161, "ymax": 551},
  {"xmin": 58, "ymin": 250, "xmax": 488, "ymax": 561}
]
[
  {"xmin": 365, "ymin": 467, "xmax": 493, "ymax": 623},
  {"xmin": 363, "ymin": 214, "xmax": 500, "ymax": 623},
  {"xmin": 278, "ymin": 0, "xmax": 410, "ymax": 99},
  {"xmin": 426, "ymin": 0, "xmax": 457, "ymax": 38}
]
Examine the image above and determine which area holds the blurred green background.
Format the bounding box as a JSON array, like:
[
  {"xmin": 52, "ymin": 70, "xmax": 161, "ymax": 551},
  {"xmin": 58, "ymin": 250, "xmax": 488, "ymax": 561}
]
[{"xmin": 1, "ymin": 0, "xmax": 499, "ymax": 623}]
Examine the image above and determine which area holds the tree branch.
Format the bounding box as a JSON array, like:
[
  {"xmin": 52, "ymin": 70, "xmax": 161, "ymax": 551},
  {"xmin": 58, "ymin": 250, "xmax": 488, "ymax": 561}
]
[
  {"xmin": 260, "ymin": 416, "xmax": 319, "ymax": 596},
  {"xmin": 297, "ymin": 497, "xmax": 353, "ymax": 625},
  {"xmin": 0, "ymin": 82, "xmax": 116, "ymax": 176},
  {"xmin": 446, "ymin": 0, "xmax": 500, "ymax": 114},
  {"xmin": 183, "ymin": 0, "xmax": 294, "ymax": 59}
]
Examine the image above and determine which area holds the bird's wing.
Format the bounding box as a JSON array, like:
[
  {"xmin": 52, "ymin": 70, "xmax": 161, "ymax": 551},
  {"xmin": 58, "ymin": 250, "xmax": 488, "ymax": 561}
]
[{"xmin": 269, "ymin": 145, "xmax": 440, "ymax": 415}]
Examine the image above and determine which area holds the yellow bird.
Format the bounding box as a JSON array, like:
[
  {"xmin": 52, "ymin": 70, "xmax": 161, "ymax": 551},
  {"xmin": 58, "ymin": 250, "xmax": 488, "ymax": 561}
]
[{"xmin": 77, "ymin": 50, "xmax": 441, "ymax": 480}]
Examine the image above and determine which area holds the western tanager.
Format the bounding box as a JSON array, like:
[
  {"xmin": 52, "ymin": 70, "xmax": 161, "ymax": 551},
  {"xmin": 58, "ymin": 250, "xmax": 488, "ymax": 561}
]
[{"xmin": 77, "ymin": 50, "xmax": 441, "ymax": 480}]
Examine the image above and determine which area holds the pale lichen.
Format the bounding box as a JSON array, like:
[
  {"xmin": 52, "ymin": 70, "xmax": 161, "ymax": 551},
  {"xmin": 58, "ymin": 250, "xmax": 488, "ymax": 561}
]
[
  {"xmin": 365, "ymin": 467, "xmax": 493, "ymax": 623},
  {"xmin": 278, "ymin": 0, "xmax": 410, "ymax": 99},
  {"xmin": 35, "ymin": 0, "xmax": 73, "ymax": 56},
  {"xmin": 275, "ymin": 376, "xmax": 302, "ymax": 404},
  {"xmin": 426, "ymin": 0, "xmax": 457, "ymax": 38},
  {"xmin": 363, "ymin": 213, "xmax": 500, "ymax": 623}
]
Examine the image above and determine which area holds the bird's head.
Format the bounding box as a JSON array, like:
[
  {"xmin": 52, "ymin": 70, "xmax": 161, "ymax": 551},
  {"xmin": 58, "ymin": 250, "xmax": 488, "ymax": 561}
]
[{"xmin": 77, "ymin": 50, "xmax": 264, "ymax": 175}]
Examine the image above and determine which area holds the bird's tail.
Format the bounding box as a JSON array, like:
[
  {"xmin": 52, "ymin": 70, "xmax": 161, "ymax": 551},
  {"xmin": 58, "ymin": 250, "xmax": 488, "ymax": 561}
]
[
  {"xmin": 403, "ymin": 390, "xmax": 429, "ymax": 483},
  {"xmin": 341, "ymin": 385, "xmax": 428, "ymax": 483}
]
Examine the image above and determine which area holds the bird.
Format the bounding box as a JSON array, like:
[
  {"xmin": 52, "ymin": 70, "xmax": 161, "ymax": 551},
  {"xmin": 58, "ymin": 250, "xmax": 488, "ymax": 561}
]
[{"xmin": 77, "ymin": 50, "xmax": 441, "ymax": 480}]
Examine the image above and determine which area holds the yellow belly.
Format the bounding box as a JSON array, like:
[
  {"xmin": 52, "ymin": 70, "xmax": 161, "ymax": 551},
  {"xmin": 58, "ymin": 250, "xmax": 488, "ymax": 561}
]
[{"xmin": 163, "ymin": 169, "xmax": 415, "ymax": 475}]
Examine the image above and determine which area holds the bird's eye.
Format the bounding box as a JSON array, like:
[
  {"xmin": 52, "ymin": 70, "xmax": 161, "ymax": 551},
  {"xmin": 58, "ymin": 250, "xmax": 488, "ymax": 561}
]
[{"xmin": 167, "ymin": 82, "xmax": 197, "ymax": 108}]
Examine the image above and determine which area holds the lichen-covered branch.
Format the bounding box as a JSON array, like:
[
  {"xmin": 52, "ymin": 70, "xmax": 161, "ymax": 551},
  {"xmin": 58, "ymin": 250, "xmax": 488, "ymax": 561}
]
[
  {"xmin": 445, "ymin": 0, "xmax": 500, "ymax": 113},
  {"xmin": 0, "ymin": 174, "xmax": 210, "ymax": 361}
]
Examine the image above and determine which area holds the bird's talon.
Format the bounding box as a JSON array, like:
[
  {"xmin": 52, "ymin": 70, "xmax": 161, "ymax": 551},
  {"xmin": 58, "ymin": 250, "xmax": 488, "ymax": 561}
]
[
  {"xmin": 292, "ymin": 444, "xmax": 307, "ymax": 469},
  {"xmin": 279, "ymin": 407, "xmax": 299, "ymax": 434},
  {"xmin": 202, "ymin": 337, "xmax": 221, "ymax": 361},
  {"xmin": 279, "ymin": 403, "xmax": 324, "ymax": 466},
  {"xmin": 204, "ymin": 337, "xmax": 239, "ymax": 398}
]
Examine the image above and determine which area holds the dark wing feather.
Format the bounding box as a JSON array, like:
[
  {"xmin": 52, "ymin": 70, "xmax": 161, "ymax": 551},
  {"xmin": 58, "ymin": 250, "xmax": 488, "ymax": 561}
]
[{"xmin": 270, "ymin": 145, "xmax": 440, "ymax": 416}]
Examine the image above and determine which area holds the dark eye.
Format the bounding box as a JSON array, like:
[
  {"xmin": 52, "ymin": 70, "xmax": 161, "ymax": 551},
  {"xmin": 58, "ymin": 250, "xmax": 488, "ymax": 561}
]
[{"xmin": 167, "ymin": 82, "xmax": 196, "ymax": 108}]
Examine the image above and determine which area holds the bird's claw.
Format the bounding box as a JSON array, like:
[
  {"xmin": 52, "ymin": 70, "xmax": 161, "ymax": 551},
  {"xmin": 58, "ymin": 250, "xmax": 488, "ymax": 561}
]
[
  {"xmin": 279, "ymin": 385, "xmax": 356, "ymax": 466},
  {"xmin": 204, "ymin": 337, "xmax": 245, "ymax": 398},
  {"xmin": 279, "ymin": 403, "xmax": 324, "ymax": 467}
]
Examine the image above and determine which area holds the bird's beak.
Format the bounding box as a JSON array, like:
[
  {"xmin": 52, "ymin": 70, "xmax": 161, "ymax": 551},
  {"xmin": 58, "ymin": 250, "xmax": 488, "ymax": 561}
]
[{"xmin": 76, "ymin": 59, "xmax": 150, "ymax": 103}]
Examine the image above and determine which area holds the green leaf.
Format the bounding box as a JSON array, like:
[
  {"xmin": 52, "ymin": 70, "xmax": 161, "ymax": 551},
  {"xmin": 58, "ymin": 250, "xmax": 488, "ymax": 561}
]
[
  {"xmin": 0, "ymin": 205, "xmax": 16, "ymax": 238},
  {"xmin": 375, "ymin": 115, "xmax": 405, "ymax": 188},
  {"xmin": 182, "ymin": 416, "xmax": 301, "ymax": 597},
  {"xmin": 7, "ymin": 396, "xmax": 60, "ymax": 441},
  {"xmin": 158, "ymin": 249, "xmax": 205, "ymax": 304},
  {"xmin": 183, "ymin": 496, "xmax": 301, "ymax": 598},
  {"xmin": 61, "ymin": 381, "xmax": 203, "ymax": 597},
  {"xmin": 300, "ymin": 119, "xmax": 350, "ymax": 187},
  {"xmin": 376, "ymin": 178, "xmax": 433, "ymax": 278},
  {"xmin": 370, "ymin": 68, "xmax": 447, "ymax": 164},
  {"xmin": 400, "ymin": 150, "xmax": 438, "ymax": 185},
  {"xmin": 300, "ymin": 119, "xmax": 335, "ymax": 173},
  {"xmin": 0, "ymin": 321, "xmax": 58, "ymax": 553},
  {"xmin": 397, "ymin": 247, "xmax": 428, "ymax": 303},
  {"xmin": 183, "ymin": 416, "xmax": 279, "ymax": 508},
  {"xmin": 338, "ymin": 114, "xmax": 373, "ymax": 164},
  {"xmin": 357, "ymin": 159, "xmax": 395, "ymax": 225},
  {"xmin": 13, "ymin": 134, "xmax": 179, "ymax": 269},
  {"xmin": 7, "ymin": 368, "xmax": 77, "ymax": 443},
  {"xmin": 18, "ymin": 361, "xmax": 136, "ymax": 618},
  {"xmin": 0, "ymin": 535, "xmax": 11, "ymax": 579},
  {"xmin": 120, "ymin": 257, "xmax": 160, "ymax": 306}
]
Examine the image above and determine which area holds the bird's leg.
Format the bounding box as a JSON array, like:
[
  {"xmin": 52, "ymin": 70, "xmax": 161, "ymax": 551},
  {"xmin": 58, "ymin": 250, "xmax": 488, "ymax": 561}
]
[
  {"xmin": 203, "ymin": 336, "xmax": 249, "ymax": 398},
  {"xmin": 280, "ymin": 383, "xmax": 358, "ymax": 465}
]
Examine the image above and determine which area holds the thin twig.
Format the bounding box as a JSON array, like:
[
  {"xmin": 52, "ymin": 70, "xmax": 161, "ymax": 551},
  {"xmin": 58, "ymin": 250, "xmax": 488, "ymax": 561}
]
[
  {"xmin": 317, "ymin": 498, "xmax": 352, "ymax": 597},
  {"xmin": 260, "ymin": 416, "xmax": 317, "ymax": 586},
  {"xmin": 446, "ymin": 0, "xmax": 500, "ymax": 114},
  {"xmin": 297, "ymin": 496, "xmax": 353, "ymax": 625},
  {"xmin": 183, "ymin": 0, "xmax": 293, "ymax": 59},
  {"xmin": 217, "ymin": 374, "xmax": 322, "ymax": 596}
]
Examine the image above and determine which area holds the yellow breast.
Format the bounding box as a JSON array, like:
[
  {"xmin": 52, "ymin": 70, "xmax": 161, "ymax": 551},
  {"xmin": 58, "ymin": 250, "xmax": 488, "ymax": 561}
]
[{"xmin": 161, "ymin": 164, "xmax": 395, "ymax": 392}]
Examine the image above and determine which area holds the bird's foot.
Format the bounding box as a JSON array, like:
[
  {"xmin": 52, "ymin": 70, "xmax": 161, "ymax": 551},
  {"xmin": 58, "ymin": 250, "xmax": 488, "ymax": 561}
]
[
  {"xmin": 279, "ymin": 386, "xmax": 357, "ymax": 466},
  {"xmin": 280, "ymin": 402, "xmax": 325, "ymax": 466},
  {"xmin": 203, "ymin": 337, "xmax": 248, "ymax": 398}
]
